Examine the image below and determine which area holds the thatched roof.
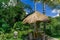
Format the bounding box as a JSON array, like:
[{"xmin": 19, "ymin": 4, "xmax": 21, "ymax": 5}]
[{"xmin": 23, "ymin": 11, "xmax": 49, "ymax": 24}]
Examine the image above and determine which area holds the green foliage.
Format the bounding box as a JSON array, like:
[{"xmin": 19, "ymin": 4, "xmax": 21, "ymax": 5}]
[
  {"xmin": 0, "ymin": 0, "xmax": 32, "ymax": 40},
  {"xmin": 0, "ymin": 0, "xmax": 9, "ymax": 3},
  {"xmin": 2, "ymin": 23, "xmax": 11, "ymax": 33},
  {"xmin": 0, "ymin": 6, "xmax": 26, "ymax": 26},
  {"xmin": 45, "ymin": 17, "xmax": 60, "ymax": 37},
  {"xmin": 13, "ymin": 21, "xmax": 30, "ymax": 31}
]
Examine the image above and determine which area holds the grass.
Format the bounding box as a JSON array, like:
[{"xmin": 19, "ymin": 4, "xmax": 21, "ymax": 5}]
[{"xmin": 0, "ymin": 38, "xmax": 23, "ymax": 40}]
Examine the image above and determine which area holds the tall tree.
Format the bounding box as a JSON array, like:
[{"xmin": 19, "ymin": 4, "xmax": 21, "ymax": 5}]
[{"xmin": 0, "ymin": 0, "xmax": 32, "ymax": 26}]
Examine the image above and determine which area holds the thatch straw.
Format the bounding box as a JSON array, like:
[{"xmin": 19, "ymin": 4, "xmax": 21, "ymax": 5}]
[{"xmin": 23, "ymin": 11, "xmax": 49, "ymax": 24}]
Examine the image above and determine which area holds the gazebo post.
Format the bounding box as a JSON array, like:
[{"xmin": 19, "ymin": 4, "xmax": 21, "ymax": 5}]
[
  {"xmin": 40, "ymin": 22, "xmax": 47, "ymax": 40},
  {"xmin": 33, "ymin": 22, "xmax": 41, "ymax": 40},
  {"xmin": 33, "ymin": 22, "xmax": 38, "ymax": 40},
  {"xmin": 33, "ymin": 22, "xmax": 37, "ymax": 40},
  {"xmin": 43, "ymin": 22, "xmax": 47, "ymax": 40},
  {"xmin": 36, "ymin": 22, "xmax": 41, "ymax": 40}
]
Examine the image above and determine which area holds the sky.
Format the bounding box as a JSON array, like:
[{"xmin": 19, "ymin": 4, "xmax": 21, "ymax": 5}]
[{"xmin": 21, "ymin": 0, "xmax": 58, "ymax": 17}]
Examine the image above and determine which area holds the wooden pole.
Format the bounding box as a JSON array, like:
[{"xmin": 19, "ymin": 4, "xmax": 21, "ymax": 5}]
[
  {"xmin": 42, "ymin": 22, "xmax": 47, "ymax": 40},
  {"xmin": 33, "ymin": 23, "xmax": 36, "ymax": 40},
  {"xmin": 33, "ymin": 22, "xmax": 41, "ymax": 40}
]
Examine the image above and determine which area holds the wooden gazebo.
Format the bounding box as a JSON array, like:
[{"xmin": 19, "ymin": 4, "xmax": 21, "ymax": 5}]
[{"xmin": 23, "ymin": 11, "xmax": 49, "ymax": 40}]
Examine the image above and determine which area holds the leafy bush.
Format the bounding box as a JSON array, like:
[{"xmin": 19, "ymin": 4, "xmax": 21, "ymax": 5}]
[
  {"xmin": 13, "ymin": 21, "xmax": 30, "ymax": 31},
  {"xmin": 13, "ymin": 21, "xmax": 33, "ymax": 40}
]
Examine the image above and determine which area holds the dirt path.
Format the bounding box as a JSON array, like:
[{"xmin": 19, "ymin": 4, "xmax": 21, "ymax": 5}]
[
  {"xmin": 48, "ymin": 37, "xmax": 59, "ymax": 40},
  {"xmin": 51, "ymin": 38, "xmax": 59, "ymax": 40}
]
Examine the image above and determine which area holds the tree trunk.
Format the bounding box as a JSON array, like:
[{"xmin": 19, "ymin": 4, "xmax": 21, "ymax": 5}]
[
  {"xmin": 43, "ymin": 1, "xmax": 46, "ymax": 15},
  {"xmin": 34, "ymin": 1, "xmax": 36, "ymax": 11}
]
